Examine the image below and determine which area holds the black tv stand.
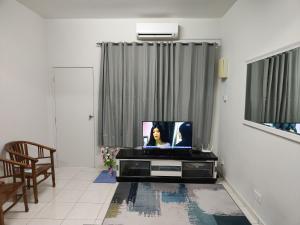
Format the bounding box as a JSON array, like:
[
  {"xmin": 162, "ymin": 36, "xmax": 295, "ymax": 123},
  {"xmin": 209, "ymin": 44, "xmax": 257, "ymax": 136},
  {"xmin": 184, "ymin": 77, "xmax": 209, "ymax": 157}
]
[
  {"xmin": 142, "ymin": 148, "xmax": 192, "ymax": 157},
  {"xmin": 116, "ymin": 149, "xmax": 218, "ymax": 183}
]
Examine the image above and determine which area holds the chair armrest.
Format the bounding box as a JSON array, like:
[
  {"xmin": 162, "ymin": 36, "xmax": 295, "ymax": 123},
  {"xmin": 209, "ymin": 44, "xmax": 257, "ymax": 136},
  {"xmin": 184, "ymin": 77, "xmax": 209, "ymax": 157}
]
[
  {"xmin": 24, "ymin": 141, "xmax": 56, "ymax": 153},
  {"xmin": 0, "ymin": 157, "xmax": 27, "ymax": 180},
  {"xmin": 6, "ymin": 150, "xmax": 38, "ymax": 164},
  {"xmin": 0, "ymin": 158, "xmax": 27, "ymax": 168}
]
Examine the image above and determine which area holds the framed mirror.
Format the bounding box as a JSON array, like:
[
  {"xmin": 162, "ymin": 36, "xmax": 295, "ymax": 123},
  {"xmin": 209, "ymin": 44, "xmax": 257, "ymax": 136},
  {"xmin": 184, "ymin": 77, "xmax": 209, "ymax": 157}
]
[{"xmin": 245, "ymin": 46, "xmax": 300, "ymax": 135}]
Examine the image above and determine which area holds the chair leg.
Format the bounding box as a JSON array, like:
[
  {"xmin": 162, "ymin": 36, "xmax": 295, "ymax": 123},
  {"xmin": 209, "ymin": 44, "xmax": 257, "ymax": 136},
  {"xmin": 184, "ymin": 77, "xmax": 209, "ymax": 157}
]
[
  {"xmin": 27, "ymin": 178, "xmax": 30, "ymax": 189},
  {"xmin": 32, "ymin": 177, "xmax": 38, "ymax": 204},
  {"xmin": 22, "ymin": 185, "xmax": 29, "ymax": 212},
  {"xmin": 13, "ymin": 194, "xmax": 18, "ymax": 203},
  {"xmin": 0, "ymin": 207, "xmax": 4, "ymax": 225},
  {"xmin": 51, "ymin": 166, "xmax": 56, "ymax": 188}
]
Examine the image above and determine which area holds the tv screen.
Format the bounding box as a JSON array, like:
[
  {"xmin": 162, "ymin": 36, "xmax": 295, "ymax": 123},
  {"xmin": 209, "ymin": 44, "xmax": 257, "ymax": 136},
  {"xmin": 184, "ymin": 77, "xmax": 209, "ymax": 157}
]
[{"xmin": 143, "ymin": 121, "xmax": 192, "ymax": 149}]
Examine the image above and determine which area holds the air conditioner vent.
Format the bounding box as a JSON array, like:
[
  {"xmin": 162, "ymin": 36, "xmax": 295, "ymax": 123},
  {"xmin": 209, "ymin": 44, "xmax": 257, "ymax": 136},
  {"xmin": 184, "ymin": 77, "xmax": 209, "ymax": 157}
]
[{"xmin": 136, "ymin": 23, "xmax": 179, "ymax": 40}]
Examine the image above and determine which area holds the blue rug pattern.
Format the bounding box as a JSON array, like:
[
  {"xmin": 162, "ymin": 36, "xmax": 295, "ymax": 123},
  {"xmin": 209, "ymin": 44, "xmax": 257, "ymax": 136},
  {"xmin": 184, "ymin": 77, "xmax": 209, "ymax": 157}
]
[
  {"xmin": 103, "ymin": 182, "xmax": 251, "ymax": 225},
  {"xmin": 93, "ymin": 170, "xmax": 116, "ymax": 183}
]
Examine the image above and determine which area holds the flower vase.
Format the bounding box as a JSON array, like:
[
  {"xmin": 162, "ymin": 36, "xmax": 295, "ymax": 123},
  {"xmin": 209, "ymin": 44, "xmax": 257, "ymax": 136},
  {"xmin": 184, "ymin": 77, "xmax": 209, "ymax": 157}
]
[{"xmin": 108, "ymin": 167, "xmax": 113, "ymax": 176}]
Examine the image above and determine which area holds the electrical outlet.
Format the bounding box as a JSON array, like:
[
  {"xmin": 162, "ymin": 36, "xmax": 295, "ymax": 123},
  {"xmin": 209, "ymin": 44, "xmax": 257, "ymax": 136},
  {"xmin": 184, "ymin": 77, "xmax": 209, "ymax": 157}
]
[
  {"xmin": 223, "ymin": 95, "xmax": 228, "ymax": 102},
  {"xmin": 220, "ymin": 160, "xmax": 225, "ymax": 166},
  {"xmin": 254, "ymin": 189, "xmax": 262, "ymax": 205}
]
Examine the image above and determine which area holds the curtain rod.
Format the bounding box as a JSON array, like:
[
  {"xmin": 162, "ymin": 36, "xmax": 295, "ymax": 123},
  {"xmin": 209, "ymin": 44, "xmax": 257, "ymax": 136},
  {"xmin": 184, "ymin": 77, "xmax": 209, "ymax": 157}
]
[{"xmin": 96, "ymin": 41, "xmax": 219, "ymax": 47}]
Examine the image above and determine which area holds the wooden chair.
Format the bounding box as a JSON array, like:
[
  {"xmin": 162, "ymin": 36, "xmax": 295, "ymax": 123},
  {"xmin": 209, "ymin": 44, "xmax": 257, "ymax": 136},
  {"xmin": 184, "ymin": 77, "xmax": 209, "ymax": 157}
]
[
  {"xmin": 0, "ymin": 158, "xmax": 28, "ymax": 225},
  {"xmin": 5, "ymin": 141, "xmax": 56, "ymax": 204}
]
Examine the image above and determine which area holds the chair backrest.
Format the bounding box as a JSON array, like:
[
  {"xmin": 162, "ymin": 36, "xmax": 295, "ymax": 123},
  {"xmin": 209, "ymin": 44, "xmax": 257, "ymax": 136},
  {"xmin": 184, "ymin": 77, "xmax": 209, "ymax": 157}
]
[
  {"xmin": 6, "ymin": 141, "xmax": 29, "ymax": 156},
  {"xmin": 5, "ymin": 142, "xmax": 30, "ymax": 165},
  {"xmin": 0, "ymin": 158, "xmax": 24, "ymax": 179}
]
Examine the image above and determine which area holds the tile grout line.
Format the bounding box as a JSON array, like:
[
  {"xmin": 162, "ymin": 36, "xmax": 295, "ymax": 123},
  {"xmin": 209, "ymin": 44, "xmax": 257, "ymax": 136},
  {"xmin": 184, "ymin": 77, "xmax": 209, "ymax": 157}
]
[
  {"xmin": 61, "ymin": 176, "xmax": 92, "ymax": 222},
  {"xmin": 6, "ymin": 168, "xmax": 112, "ymax": 225},
  {"xmin": 60, "ymin": 168, "xmax": 104, "ymax": 222},
  {"xmin": 96, "ymin": 183, "xmax": 118, "ymax": 223},
  {"xmin": 28, "ymin": 171, "xmax": 79, "ymax": 223}
]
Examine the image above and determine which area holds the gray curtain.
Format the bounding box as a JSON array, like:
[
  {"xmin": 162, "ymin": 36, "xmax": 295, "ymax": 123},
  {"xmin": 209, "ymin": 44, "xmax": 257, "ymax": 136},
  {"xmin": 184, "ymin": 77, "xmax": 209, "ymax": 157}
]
[
  {"xmin": 245, "ymin": 47, "xmax": 300, "ymax": 123},
  {"xmin": 99, "ymin": 42, "xmax": 217, "ymax": 148}
]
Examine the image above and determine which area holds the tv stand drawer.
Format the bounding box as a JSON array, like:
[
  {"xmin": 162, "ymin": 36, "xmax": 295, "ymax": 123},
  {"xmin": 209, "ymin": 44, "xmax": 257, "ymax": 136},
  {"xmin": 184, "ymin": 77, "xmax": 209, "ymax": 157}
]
[
  {"xmin": 151, "ymin": 160, "xmax": 181, "ymax": 166},
  {"xmin": 151, "ymin": 171, "xmax": 181, "ymax": 177},
  {"xmin": 182, "ymin": 162, "xmax": 214, "ymax": 178},
  {"xmin": 120, "ymin": 160, "xmax": 150, "ymax": 177},
  {"xmin": 150, "ymin": 160, "xmax": 182, "ymax": 177}
]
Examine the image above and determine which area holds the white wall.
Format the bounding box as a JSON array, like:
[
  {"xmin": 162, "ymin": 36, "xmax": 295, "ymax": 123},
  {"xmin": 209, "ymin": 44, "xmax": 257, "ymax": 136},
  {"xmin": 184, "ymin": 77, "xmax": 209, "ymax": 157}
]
[
  {"xmin": 2, "ymin": 0, "xmax": 299, "ymax": 223},
  {"xmin": 46, "ymin": 18, "xmax": 221, "ymax": 167},
  {"xmin": 219, "ymin": 1, "xmax": 300, "ymax": 225},
  {"xmin": 0, "ymin": 0, "xmax": 50, "ymax": 151}
]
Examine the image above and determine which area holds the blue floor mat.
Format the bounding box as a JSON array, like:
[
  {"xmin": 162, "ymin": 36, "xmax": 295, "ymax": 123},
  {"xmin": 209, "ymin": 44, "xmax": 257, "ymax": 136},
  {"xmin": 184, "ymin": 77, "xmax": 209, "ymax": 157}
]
[{"xmin": 94, "ymin": 170, "xmax": 116, "ymax": 183}]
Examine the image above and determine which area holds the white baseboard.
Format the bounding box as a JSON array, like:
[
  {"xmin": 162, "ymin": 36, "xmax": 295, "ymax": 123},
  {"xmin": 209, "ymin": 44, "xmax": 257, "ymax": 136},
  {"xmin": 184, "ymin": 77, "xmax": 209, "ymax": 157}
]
[{"xmin": 222, "ymin": 178, "xmax": 267, "ymax": 225}]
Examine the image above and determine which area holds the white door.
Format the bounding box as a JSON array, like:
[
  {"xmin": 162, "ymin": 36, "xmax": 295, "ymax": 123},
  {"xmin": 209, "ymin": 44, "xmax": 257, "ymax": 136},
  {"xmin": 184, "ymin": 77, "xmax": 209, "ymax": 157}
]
[{"xmin": 54, "ymin": 67, "xmax": 94, "ymax": 167}]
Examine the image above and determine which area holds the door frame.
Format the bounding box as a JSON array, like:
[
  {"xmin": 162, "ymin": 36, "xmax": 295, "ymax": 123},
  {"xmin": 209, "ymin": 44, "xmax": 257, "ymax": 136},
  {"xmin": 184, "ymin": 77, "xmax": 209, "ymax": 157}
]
[{"xmin": 50, "ymin": 66, "xmax": 96, "ymax": 167}]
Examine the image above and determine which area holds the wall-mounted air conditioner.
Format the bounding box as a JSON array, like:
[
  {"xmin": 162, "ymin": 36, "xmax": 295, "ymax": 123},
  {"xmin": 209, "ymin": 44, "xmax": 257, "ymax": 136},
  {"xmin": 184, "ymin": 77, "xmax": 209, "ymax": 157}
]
[{"xmin": 136, "ymin": 23, "xmax": 179, "ymax": 40}]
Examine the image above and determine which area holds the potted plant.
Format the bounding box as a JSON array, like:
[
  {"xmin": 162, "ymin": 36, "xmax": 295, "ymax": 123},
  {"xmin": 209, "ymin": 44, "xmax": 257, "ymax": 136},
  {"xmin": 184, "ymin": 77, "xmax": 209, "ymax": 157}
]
[{"xmin": 101, "ymin": 147, "xmax": 117, "ymax": 175}]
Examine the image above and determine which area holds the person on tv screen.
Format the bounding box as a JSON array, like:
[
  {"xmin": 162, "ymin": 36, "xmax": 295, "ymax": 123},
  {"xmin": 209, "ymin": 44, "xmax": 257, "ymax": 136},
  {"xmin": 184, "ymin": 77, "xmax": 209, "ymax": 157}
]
[
  {"xmin": 147, "ymin": 124, "xmax": 170, "ymax": 148},
  {"xmin": 176, "ymin": 122, "xmax": 192, "ymax": 147}
]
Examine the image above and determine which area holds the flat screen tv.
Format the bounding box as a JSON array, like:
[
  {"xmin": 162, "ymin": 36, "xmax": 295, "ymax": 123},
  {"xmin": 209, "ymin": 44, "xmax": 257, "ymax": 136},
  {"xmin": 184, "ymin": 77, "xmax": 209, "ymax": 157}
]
[{"xmin": 143, "ymin": 121, "xmax": 192, "ymax": 149}]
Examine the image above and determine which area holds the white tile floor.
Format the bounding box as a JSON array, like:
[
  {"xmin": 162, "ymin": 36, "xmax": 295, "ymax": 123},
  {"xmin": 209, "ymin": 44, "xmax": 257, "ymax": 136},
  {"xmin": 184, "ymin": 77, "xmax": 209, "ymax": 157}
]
[
  {"xmin": 4, "ymin": 168, "xmax": 260, "ymax": 225},
  {"xmin": 4, "ymin": 167, "xmax": 118, "ymax": 225}
]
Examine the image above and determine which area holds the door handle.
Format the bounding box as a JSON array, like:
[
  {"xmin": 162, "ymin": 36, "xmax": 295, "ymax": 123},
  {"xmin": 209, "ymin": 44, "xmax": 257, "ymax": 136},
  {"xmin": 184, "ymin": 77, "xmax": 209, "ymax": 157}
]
[{"xmin": 89, "ymin": 115, "xmax": 94, "ymax": 120}]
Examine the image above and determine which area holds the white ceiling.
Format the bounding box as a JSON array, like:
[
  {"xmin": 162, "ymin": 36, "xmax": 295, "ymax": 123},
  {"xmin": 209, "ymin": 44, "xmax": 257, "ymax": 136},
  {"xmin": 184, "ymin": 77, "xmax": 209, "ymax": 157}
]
[{"xmin": 16, "ymin": 0, "xmax": 237, "ymax": 19}]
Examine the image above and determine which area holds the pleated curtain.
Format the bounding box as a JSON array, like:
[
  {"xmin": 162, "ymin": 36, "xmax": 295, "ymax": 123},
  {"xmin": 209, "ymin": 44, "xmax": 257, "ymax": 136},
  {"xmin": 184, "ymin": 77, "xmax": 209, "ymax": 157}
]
[
  {"xmin": 245, "ymin": 47, "xmax": 300, "ymax": 123},
  {"xmin": 99, "ymin": 42, "xmax": 217, "ymax": 148}
]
